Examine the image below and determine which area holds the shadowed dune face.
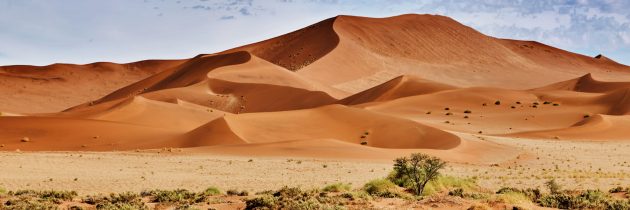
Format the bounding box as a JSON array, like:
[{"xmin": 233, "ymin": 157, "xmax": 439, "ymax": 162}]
[
  {"xmin": 228, "ymin": 17, "xmax": 340, "ymax": 71},
  {"xmin": 1, "ymin": 14, "xmax": 630, "ymax": 162}
]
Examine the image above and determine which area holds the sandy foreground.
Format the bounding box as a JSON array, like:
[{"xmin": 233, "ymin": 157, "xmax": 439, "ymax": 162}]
[{"xmin": 1, "ymin": 136, "xmax": 628, "ymax": 195}]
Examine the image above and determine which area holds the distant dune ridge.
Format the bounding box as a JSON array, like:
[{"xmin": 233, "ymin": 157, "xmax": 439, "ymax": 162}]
[{"xmin": 1, "ymin": 14, "xmax": 629, "ymax": 163}]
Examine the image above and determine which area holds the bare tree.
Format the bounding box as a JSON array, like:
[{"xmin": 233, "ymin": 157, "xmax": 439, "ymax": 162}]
[{"xmin": 392, "ymin": 153, "xmax": 446, "ymax": 195}]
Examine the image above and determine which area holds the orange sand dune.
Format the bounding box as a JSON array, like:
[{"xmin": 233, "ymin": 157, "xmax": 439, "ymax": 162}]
[
  {"xmin": 362, "ymin": 84, "xmax": 629, "ymax": 136},
  {"xmin": 536, "ymin": 73, "xmax": 630, "ymax": 93},
  {"xmin": 88, "ymin": 97, "xmax": 225, "ymax": 132},
  {"xmin": 176, "ymin": 104, "xmax": 460, "ymax": 149},
  {"xmin": 2, "ymin": 14, "xmax": 630, "ymax": 161},
  {"xmin": 507, "ymin": 114, "xmax": 630, "ymax": 141},
  {"xmin": 339, "ymin": 75, "xmax": 456, "ymax": 105},
  {"xmin": 67, "ymin": 52, "xmax": 339, "ymax": 114},
  {"xmin": 66, "ymin": 52, "xmax": 251, "ymax": 111},
  {"xmin": 293, "ymin": 14, "xmax": 630, "ymax": 93},
  {"xmin": 0, "ymin": 59, "xmax": 186, "ymax": 113}
]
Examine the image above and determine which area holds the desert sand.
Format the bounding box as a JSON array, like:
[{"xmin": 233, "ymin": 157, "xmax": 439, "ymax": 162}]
[{"xmin": 0, "ymin": 14, "xmax": 629, "ymax": 209}]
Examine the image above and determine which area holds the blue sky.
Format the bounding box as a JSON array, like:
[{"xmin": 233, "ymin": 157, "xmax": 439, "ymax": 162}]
[{"xmin": 1, "ymin": 0, "xmax": 629, "ymax": 66}]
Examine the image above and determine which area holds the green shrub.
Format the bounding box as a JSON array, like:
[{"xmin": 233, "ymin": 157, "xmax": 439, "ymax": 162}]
[
  {"xmin": 609, "ymin": 186, "xmax": 627, "ymax": 193},
  {"xmin": 493, "ymin": 192, "xmax": 533, "ymax": 206},
  {"xmin": 226, "ymin": 189, "xmax": 248, "ymax": 196},
  {"xmin": 245, "ymin": 186, "xmax": 348, "ymax": 210},
  {"xmin": 421, "ymin": 176, "xmax": 477, "ymax": 196},
  {"xmin": 322, "ymin": 183, "xmax": 352, "ymax": 193},
  {"xmin": 84, "ymin": 192, "xmax": 147, "ymax": 210},
  {"xmin": 538, "ymin": 193, "xmax": 572, "ymax": 208},
  {"xmin": 9, "ymin": 190, "xmax": 77, "ymax": 204},
  {"xmin": 141, "ymin": 189, "xmax": 207, "ymax": 204},
  {"xmin": 2, "ymin": 197, "xmax": 57, "ymax": 210},
  {"xmin": 245, "ymin": 195, "xmax": 277, "ymax": 210},
  {"xmin": 339, "ymin": 191, "xmax": 371, "ymax": 201},
  {"xmin": 390, "ymin": 153, "xmax": 446, "ymax": 195},
  {"xmin": 606, "ymin": 199, "xmax": 630, "ymax": 210},
  {"xmin": 496, "ymin": 187, "xmax": 541, "ymax": 201},
  {"xmin": 538, "ymin": 190, "xmax": 610, "ymax": 209},
  {"xmin": 362, "ymin": 179, "xmax": 399, "ymax": 198},
  {"xmin": 203, "ymin": 187, "xmax": 221, "ymax": 196},
  {"xmin": 448, "ymin": 188, "xmax": 464, "ymax": 197},
  {"xmin": 544, "ymin": 179, "xmax": 561, "ymax": 194}
]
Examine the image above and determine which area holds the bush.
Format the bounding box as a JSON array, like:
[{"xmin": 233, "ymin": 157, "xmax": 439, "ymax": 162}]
[
  {"xmin": 203, "ymin": 187, "xmax": 221, "ymax": 196},
  {"xmin": 362, "ymin": 179, "xmax": 399, "ymax": 198},
  {"xmin": 496, "ymin": 187, "xmax": 541, "ymax": 201},
  {"xmin": 245, "ymin": 195, "xmax": 277, "ymax": 210},
  {"xmin": 2, "ymin": 198, "xmax": 58, "ymax": 210},
  {"xmin": 544, "ymin": 179, "xmax": 561, "ymax": 194},
  {"xmin": 322, "ymin": 183, "xmax": 352, "ymax": 193},
  {"xmin": 390, "ymin": 153, "xmax": 446, "ymax": 195},
  {"xmin": 448, "ymin": 188, "xmax": 464, "ymax": 197},
  {"xmin": 609, "ymin": 186, "xmax": 627, "ymax": 193},
  {"xmin": 421, "ymin": 176, "xmax": 477, "ymax": 196},
  {"xmin": 493, "ymin": 192, "xmax": 533, "ymax": 206},
  {"xmin": 246, "ymin": 186, "xmax": 349, "ymax": 210},
  {"xmin": 226, "ymin": 189, "xmax": 248, "ymax": 196},
  {"xmin": 538, "ymin": 193, "xmax": 572, "ymax": 208},
  {"xmin": 538, "ymin": 190, "xmax": 611, "ymax": 209},
  {"xmin": 467, "ymin": 204, "xmax": 490, "ymax": 210},
  {"xmin": 606, "ymin": 199, "xmax": 630, "ymax": 209},
  {"xmin": 84, "ymin": 192, "xmax": 147, "ymax": 210},
  {"xmin": 141, "ymin": 189, "xmax": 207, "ymax": 204},
  {"xmin": 339, "ymin": 191, "xmax": 371, "ymax": 201},
  {"xmin": 10, "ymin": 190, "xmax": 77, "ymax": 204}
]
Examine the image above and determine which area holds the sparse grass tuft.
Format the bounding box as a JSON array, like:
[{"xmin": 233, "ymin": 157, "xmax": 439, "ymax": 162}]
[
  {"xmin": 84, "ymin": 192, "xmax": 147, "ymax": 210},
  {"xmin": 141, "ymin": 189, "xmax": 209, "ymax": 205},
  {"xmin": 322, "ymin": 183, "xmax": 352, "ymax": 193},
  {"xmin": 226, "ymin": 189, "xmax": 248, "ymax": 196},
  {"xmin": 422, "ymin": 176, "xmax": 477, "ymax": 196},
  {"xmin": 363, "ymin": 179, "xmax": 400, "ymax": 198},
  {"xmin": 203, "ymin": 187, "xmax": 221, "ymax": 196}
]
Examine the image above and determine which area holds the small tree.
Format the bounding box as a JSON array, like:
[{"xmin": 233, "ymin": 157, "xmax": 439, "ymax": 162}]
[
  {"xmin": 545, "ymin": 179, "xmax": 561, "ymax": 194},
  {"xmin": 391, "ymin": 153, "xmax": 446, "ymax": 195}
]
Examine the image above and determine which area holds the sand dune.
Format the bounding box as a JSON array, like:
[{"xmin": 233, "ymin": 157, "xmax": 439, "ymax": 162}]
[
  {"xmin": 507, "ymin": 114, "xmax": 630, "ymax": 140},
  {"xmin": 178, "ymin": 104, "xmax": 460, "ymax": 149},
  {"xmin": 339, "ymin": 75, "xmax": 456, "ymax": 105},
  {"xmin": 0, "ymin": 59, "xmax": 186, "ymax": 113},
  {"xmin": 536, "ymin": 73, "xmax": 630, "ymax": 93},
  {"xmin": 1, "ymin": 14, "xmax": 630, "ymax": 161},
  {"xmin": 362, "ymin": 82, "xmax": 630, "ymax": 137},
  {"xmin": 295, "ymin": 14, "xmax": 630, "ymax": 92}
]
